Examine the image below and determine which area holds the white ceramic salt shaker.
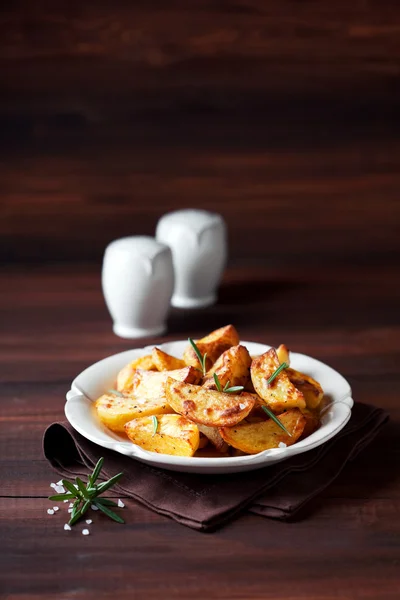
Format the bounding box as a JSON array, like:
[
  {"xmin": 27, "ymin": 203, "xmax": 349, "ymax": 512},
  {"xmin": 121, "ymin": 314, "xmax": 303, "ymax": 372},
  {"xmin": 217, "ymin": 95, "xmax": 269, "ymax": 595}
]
[
  {"xmin": 156, "ymin": 209, "xmax": 227, "ymax": 308},
  {"xmin": 102, "ymin": 236, "xmax": 174, "ymax": 338}
]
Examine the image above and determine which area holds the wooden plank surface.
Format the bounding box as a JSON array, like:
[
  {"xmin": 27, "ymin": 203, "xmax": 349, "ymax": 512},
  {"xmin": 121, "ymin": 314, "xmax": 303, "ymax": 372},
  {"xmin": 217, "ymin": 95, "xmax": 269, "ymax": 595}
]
[
  {"xmin": 1, "ymin": 0, "xmax": 400, "ymax": 597},
  {"xmin": 1, "ymin": 266, "xmax": 399, "ymax": 599}
]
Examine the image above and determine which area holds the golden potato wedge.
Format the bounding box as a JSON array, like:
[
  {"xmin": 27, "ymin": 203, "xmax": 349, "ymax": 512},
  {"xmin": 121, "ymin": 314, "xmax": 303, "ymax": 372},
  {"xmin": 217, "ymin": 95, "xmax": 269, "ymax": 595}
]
[
  {"xmin": 286, "ymin": 368, "xmax": 324, "ymax": 409},
  {"xmin": 197, "ymin": 424, "xmax": 229, "ymax": 452},
  {"xmin": 116, "ymin": 355, "xmax": 156, "ymax": 392},
  {"xmin": 132, "ymin": 366, "xmax": 200, "ymax": 400},
  {"xmin": 95, "ymin": 392, "xmax": 171, "ymax": 433},
  {"xmin": 165, "ymin": 378, "xmax": 255, "ymax": 427},
  {"xmin": 300, "ymin": 408, "xmax": 320, "ymax": 438},
  {"xmin": 251, "ymin": 348, "xmax": 306, "ymax": 412},
  {"xmin": 219, "ymin": 408, "xmax": 306, "ymax": 454},
  {"xmin": 276, "ymin": 344, "xmax": 290, "ymax": 367},
  {"xmin": 152, "ymin": 347, "xmax": 186, "ymax": 372},
  {"xmin": 125, "ymin": 414, "xmax": 199, "ymax": 456},
  {"xmin": 183, "ymin": 324, "xmax": 240, "ymax": 370},
  {"xmin": 202, "ymin": 345, "xmax": 252, "ymax": 391}
]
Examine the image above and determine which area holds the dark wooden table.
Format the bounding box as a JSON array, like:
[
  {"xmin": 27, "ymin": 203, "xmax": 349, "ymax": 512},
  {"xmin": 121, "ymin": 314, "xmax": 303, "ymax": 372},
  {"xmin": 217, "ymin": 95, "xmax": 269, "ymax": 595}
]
[
  {"xmin": 1, "ymin": 262, "xmax": 399, "ymax": 599},
  {"xmin": 1, "ymin": 1, "xmax": 400, "ymax": 598}
]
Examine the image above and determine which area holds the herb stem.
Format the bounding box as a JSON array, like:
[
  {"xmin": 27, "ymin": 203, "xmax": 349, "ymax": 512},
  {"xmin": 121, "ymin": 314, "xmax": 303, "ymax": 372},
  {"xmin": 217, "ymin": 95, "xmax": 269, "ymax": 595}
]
[
  {"xmin": 261, "ymin": 405, "xmax": 293, "ymax": 437},
  {"xmin": 267, "ymin": 362, "xmax": 289, "ymax": 386}
]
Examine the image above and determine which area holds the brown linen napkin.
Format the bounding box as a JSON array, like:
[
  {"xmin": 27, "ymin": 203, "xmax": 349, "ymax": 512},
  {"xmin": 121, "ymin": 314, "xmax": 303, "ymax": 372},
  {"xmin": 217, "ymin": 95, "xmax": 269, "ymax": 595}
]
[{"xmin": 43, "ymin": 403, "xmax": 388, "ymax": 531}]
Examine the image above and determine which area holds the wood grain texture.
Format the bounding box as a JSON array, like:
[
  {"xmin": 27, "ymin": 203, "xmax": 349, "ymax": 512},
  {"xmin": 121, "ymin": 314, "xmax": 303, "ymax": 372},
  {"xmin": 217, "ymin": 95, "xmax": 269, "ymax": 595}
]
[{"xmin": 1, "ymin": 266, "xmax": 400, "ymax": 599}]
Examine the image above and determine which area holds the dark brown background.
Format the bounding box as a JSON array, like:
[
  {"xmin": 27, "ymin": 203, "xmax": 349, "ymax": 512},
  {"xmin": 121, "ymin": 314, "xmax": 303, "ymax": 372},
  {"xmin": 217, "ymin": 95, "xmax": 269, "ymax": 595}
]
[{"xmin": 1, "ymin": 2, "xmax": 400, "ymax": 599}]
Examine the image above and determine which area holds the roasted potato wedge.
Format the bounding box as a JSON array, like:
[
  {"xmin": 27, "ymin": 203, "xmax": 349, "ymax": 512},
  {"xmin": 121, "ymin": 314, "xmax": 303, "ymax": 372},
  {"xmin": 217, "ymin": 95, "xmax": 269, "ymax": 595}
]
[
  {"xmin": 286, "ymin": 368, "xmax": 324, "ymax": 409},
  {"xmin": 95, "ymin": 392, "xmax": 171, "ymax": 433},
  {"xmin": 183, "ymin": 324, "xmax": 240, "ymax": 370},
  {"xmin": 251, "ymin": 348, "xmax": 306, "ymax": 412},
  {"xmin": 117, "ymin": 355, "xmax": 156, "ymax": 392},
  {"xmin": 132, "ymin": 366, "xmax": 200, "ymax": 400},
  {"xmin": 152, "ymin": 347, "xmax": 186, "ymax": 372},
  {"xmin": 276, "ymin": 344, "xmax": 290, "ymax": 366},
  {"xmin": 125, "ymin": 414, "xmax": 199, "ymax": 457},
  {"xmin": 300, "ymin": 408, "xmax": 320, "ymax": 438},
  {"xmin": 197, "ymin": 424, "xmax": 229, "ymax": 452},
  {"xmin": 202, "ymin": 345, "xmax": 252, "ymax": 390},
  {"xmin": 165, "ymin": 378, "xmax": 255, "ymax": 427},
  {"xmin": 219, "ymin": 409, "xmax": 306, "ymax": 454}
]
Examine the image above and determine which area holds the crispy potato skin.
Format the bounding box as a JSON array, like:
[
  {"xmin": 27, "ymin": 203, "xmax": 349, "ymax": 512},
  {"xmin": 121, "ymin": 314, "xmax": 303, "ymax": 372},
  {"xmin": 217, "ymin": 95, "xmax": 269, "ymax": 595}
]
[
  {"xmin": 116, "ymin": 355, "xmax": 156, "ymax": 392},
  {"xmin": 202, "ymin": 345, "xmax": 252, "ymax": 390},
  {"xmin": 197, "ymin": 424, "xmax": 229, "ymax": 452},
  {"xmin": 165, "ymin": 378, "xmax": 255, "ymax": 427},
  {"xmin": 95, "ymin": 393, "xmax": 171, "ymax": 433},
  {"xmin": 183, "ymin": 324, "xmax": 240, "ymax": 370},
  {"xmin": 152, "ymin": 347, "xmax": 186, "ymax": 371},
  {"xmin": 276, "ymin": 344, "xmax": 290, "ymax": 367},
  {"xmin": 219, "ymin": 408, "xmax": 306, "ymax": 454},
  {"xmin": 286, "ymin": 368, "xmax": 324, "ymax": 410},
  {"xmin": 132, "ymin": 366, "xmax": 200, "ymax": 400},
  {"xmin": 251, "ymin": 348, "xmax": 306, "ymax": 412},
  {"xmin": 124, "ymin": 414, "xmax": 199, "ymax": 456}
]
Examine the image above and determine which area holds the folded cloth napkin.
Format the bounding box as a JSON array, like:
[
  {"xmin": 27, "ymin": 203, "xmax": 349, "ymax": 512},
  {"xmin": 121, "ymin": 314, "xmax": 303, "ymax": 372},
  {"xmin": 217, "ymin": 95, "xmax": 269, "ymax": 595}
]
[{"xmin": 43, "ymin": 403, "xmax": 388, "ymax": 531}]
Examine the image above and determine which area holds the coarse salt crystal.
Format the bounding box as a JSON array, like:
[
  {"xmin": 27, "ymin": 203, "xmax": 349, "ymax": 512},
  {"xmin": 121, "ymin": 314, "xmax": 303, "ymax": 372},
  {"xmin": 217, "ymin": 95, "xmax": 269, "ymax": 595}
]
[
  {"xmin": 68, "ymin": 508, "xmax": 73, "ymax": 513},
  {"xmin": 69, "ymin": 502, "xmax": 74, "ymax": 508},
  {"xmin": 47, "ymin": 509, "xmax": 54, "ymax": 515},
  {"xmin": 91, "ymin": 505, "xmax": 99, "ymax": 511},
  {"xmin": 56, "ymin": 480, "xmax": 63, "ymax": 486},
  {"xmin": 50, "ymin": 483, "xmax": 57, "ymax": 489},
  {"xmin": 82, "ymin": 529, "xmax": 90, "ymax": 536},
  {"xmin": 239, "ymin": 403, "xmax": 246, "ymax": 410},
  {"xmin": 54, "ymin": 485, "xmax": 65, "ymax": 494},
  {"xmin": 53, "ymin": 506, "xmax": 59, "ymax": 512},
  {"xmin": 117, "ymin": 499, "xmax": 125, "ymax": 508},
  {"xmin": 278, "ymin": 442, "xmax": 287, "ymax": 448},
  {"xmin": 63, "ymin": 500, "xmax": 69, "ymax": 503},
  {"xmin": 85, "ymin": 519, "xmax": 92, "ymax": 524},
  {"xmin": 64, "ymin": 524, "xmax": 71, "ymax": 531},
  {"xmin": 73, "ymin": 484, "xmax": 79, "ymax": 489}
]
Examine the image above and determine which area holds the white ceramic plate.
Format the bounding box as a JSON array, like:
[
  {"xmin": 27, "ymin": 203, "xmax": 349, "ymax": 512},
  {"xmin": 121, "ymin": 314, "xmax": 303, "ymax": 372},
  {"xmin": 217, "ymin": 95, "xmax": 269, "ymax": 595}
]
[{"xmin": 65, "ymin": 340, "xmax": 353, "ymax": 474}]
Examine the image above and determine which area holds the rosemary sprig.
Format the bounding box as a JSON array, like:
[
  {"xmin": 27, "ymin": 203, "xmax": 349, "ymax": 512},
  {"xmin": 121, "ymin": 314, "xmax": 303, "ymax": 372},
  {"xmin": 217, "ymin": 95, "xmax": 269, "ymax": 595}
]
[
  {"xmin": 261, "ymin": 405, "xmax": 292, "ymax": 437},
  {"xmin": 152, "ymin": 415, "xmax": 158, "ymax": 436},
  {"xmin": 213, "ymin": 373, "xmax": 244, "ymax": 394},
  {"xmin": 48, "ymin": 457, "xmax": 124, "ymax": 526},
  {"xmin": 267, "ymin": 362, "xmax": 289, "ymax": 386},
  {"xmin": 188, "ymin": 337, "xmax": 208, "ymax": 376}
]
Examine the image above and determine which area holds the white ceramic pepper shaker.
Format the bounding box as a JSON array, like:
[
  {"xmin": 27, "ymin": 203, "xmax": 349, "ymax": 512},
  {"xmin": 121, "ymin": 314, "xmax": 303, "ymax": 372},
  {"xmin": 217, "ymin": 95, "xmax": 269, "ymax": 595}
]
[
  {"xmin": 156, "ymin": 209, "xmax": 227, "ymax": 308},
  {"xmin": 102, "ymin": 236, "xmax": 174, "ymax": 338}
]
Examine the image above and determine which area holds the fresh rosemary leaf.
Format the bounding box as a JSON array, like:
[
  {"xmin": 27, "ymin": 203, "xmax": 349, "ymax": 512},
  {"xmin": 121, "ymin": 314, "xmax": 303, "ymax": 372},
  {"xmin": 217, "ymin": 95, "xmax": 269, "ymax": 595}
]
[
  {"xmin": 107, "ymin": 389, "xmax": 124, "ymax": 397},
  {"xmin": 213, "ymin": 373, "xmax": 222, "ymax": 392},
  {"xmin": 152, "ymin": 415, "xmax": 158, "ymax": 436},
  {"xmin": 94, "ymin": 501, "xmax": 125, "ymax": 524},
  {"xmin": 75, "ymin": 477, "xmax": 89, "ymax": 499},
  {"xmin": 267, "ymin": 362, "xmax": 289, "ymax": 386},
  {"xmin": 224, "ymin": 386, "xmax": 244, "ymax": 393},
  {"xmin": 49, "ymin": 458, "xmax": 124, "ymax": 527},
  {"xmin": 48, "ymin": 493, "xmax": 76, "ymax": 501},
  {"xmin": 261, "ymin": 405, "xmax": 292, "ymax": 437},
  {"xmin": 90, "ymin": 457, "xmax": 104, "ymax": 486},
  {"xmin": 69, "ymin": 503, "xmax": 81, "ymax": 526},
  {"xmin": 95, "ymin": 472, "xmax": 123, "ymax": 495},
  {"xmin": 188, "ymin": 337, "xmax": 207, "ymax": 376},
  {"xmin": 96, "ymin": 498, "xmax": 119, "ymax": 507},
  {"xmin": 62, "ymin": 480, "xmax": 79, "ymax": 497}
]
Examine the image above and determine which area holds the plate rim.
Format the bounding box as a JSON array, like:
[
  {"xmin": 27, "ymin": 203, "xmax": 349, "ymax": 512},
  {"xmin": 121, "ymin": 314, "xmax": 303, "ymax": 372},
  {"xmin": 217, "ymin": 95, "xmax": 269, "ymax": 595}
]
[{"xmin": 66, "ymin": 339, "xmax": 354, "ymax": 470}]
